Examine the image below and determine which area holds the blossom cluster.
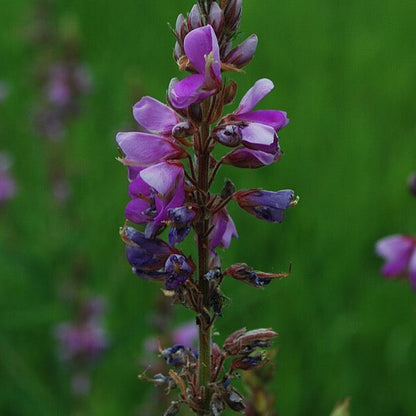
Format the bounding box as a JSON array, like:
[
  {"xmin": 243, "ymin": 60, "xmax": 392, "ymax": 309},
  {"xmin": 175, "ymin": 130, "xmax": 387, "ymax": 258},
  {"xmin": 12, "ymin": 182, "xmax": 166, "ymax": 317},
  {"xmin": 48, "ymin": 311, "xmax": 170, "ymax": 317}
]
[{"xmin": 117, "ymin": 1, "xmax": 297, "ymax": 413}]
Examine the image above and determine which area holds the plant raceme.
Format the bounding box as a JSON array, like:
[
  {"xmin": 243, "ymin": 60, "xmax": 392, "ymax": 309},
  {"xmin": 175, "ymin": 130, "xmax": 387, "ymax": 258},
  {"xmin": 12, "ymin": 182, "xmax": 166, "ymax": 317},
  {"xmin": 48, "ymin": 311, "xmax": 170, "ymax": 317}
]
[{"xmin": 116, "ymin": 1, "xmax": 298, "ymax": 414}]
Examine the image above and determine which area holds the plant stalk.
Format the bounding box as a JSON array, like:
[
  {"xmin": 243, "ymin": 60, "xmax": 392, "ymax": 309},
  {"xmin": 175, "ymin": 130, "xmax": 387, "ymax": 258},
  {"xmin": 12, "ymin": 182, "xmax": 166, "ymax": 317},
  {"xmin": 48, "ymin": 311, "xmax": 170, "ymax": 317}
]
[{"xmin": 196, "ymin": 100, "xmax": 212, "ymax": 415}]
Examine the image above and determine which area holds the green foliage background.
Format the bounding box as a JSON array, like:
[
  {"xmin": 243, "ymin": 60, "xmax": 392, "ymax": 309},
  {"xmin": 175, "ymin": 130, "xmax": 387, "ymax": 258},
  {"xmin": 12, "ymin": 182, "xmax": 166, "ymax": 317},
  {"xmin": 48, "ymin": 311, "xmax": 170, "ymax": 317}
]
[{"xmin": 1, "ymin": 0, "xmax": 415, "ymax": 414}]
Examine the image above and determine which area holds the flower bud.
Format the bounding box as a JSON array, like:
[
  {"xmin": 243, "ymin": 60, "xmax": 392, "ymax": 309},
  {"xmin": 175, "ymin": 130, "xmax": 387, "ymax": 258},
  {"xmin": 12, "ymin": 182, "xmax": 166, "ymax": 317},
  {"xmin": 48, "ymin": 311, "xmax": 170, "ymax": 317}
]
[
  {"xmin": 168, "ymin": 205, "xmax": 197, "ymax": 245},
  {"xmin": 161, "ymin": 344, "xmax": 189, "ymax": 367},
  {"xmin": 213, "ymin": 124, "xmax": 242, "ymax": 147},
  {"xmin": 224, "ymin": 0, "xmax": 242, "ymax": 34},
  {"xmin": 171, "ymin": 121, "xmax": 195, "ymax": 139},
  {"xmin": 223, "ymin": 80, "xmax": 237, "ymax": 105},
  {"xmin": 233, "ymin": 189, "xmax": 297, "ymax": 223},
  {"xmin": 208, "ymin": 2, "xmax": 225, "ymax": 35},
  {"xmin": 224, "ymin": 34, "xmax": 258, "ymax": 68},
  {"xmin": 223, "ymin": 328, "xmax": 278, "ymax": 356},
  {"xmin": 220, "ymin": 178, "xmax": 236, "ymax": 199},
  {"xmin": 223, "ymin": 386, "xmax": 245, "ymax": 412},
  {"xmin": 187, "ymin": 5, "xmax": 202, "ymax": 30},
  {"xmin": 164, "ymin": 401, "xmax": 181, "ymax": 416}
]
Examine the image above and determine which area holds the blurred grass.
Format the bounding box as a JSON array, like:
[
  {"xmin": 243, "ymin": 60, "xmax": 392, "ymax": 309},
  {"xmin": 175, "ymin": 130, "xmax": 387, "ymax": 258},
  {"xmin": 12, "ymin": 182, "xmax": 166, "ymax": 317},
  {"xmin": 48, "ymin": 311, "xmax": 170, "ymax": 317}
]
[{"xmin": 1, "ymin": 0, "xmax": 416, "ymax": 415}]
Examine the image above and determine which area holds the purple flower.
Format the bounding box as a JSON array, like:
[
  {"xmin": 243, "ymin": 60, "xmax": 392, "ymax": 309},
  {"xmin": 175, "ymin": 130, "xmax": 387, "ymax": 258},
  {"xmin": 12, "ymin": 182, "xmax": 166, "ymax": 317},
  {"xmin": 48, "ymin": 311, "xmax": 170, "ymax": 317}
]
[
  {"xmin": 0, "ymin": 152, "xmax": 17, "ymax": 204},
  {"xmin": 219, "ymin": 78, "xmax": 288, "ymax": 161},
  {"xmin": 121, "ymin": 225, "xmax": 177, "ymax": 280},
  {"xmin": 223, "ymin": 147, "xmax": 281, "ymax": 169},
  {"xmin": 233, "ymin": 189, "xmax": 297, "ymax": 223},
  {"xmin": 55, "ymin": 322, "xmax": 108, "ymax": 363},
  {"xmin": 126, "ymin": 162, "xmax": 185, "ymax": 231},
  {"xmin": 209, "ymin": 208, "xmax": 238, "ymax": 252},
  {"xmin": 169, "ymin": 25, "xmax": 221, "ymax": 109},
  {"xmin": 164, "ymin": 254, "xmax": 193, "ymax": 290},
  {"xmin": 375, "ymin": 234, "xmax": 416, "ymax": 290},
  {"xmin": 168, "ymin": 205, "xmax": 197, "ymax": 245},
  {"xmin": 171, "ymin": 321, "xmax": 198, "ymax": 347}
]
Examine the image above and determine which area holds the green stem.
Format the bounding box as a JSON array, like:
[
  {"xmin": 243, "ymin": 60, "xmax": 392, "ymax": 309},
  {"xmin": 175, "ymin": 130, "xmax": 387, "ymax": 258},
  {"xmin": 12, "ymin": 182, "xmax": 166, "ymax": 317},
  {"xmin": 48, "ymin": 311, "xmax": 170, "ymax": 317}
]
[{"xmin": 196, "ymin": 100, "xmax": 212, "ymax": 415}]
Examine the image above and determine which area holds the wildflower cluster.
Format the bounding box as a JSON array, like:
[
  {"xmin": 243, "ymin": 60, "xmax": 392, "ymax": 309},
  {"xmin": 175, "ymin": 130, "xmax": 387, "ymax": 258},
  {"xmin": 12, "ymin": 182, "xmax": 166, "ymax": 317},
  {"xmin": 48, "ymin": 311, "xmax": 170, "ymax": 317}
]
[
  {"xmin": 117, "ymin": 1, "xmax": 297, "ymax": 414},
  {"xmin": 376, "ymin": 172, "xmax": 416, "ymax": 291}
]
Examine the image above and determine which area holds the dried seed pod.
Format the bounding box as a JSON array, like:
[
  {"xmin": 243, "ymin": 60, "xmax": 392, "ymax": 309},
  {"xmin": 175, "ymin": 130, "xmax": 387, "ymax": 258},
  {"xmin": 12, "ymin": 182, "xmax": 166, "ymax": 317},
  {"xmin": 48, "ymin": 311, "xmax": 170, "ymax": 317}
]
[{"xmin": 223, "ymin": 328, "xmax": 278, "ymax": 356}]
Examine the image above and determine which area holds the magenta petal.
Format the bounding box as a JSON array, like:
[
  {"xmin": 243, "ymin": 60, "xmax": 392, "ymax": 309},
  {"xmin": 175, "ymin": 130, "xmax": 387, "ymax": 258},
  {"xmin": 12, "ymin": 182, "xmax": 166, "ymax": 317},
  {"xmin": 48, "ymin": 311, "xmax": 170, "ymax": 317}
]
[
  {"xmin": 133, "ymin": 96, "xmax": 180, "ymax": 134},
  {"xmin": 184, "ymin": 25, "xmax": 220, "ymax": 78},
  {"xmin": 140, "ymin": 162, "xmax": 183, "ymax": 196},
  {"xmin": 128, "ymin": 174, "xmax": 150, "ymax": 199},
  {"xmin": 125, "ymin": 198, "xmax": 150, "ymax": 224},
  {"xmin": 223, "ymin": 148, "xmax": 277, "ymax": 168},
  {"xmin": 241, "ymin": 123, "xmax": 277, "ymax": 153},
  {"xmin": 376, "ymin": 235, "xmax": 414, "ymax": 277},
  {"xmin": 408, "ymin": 249, "xmax": 416, "ymax": 290},
  {"xmin": 117, "ymin": 132, "xmax": 185, "ymax": 166},
  {"xmin": 170, "ymin": 74, "xmax": 213, "ymax": 109},
  {"xmin": 237, "ymin": 110, "xmax": 289, "ymax": 130},
  {"xmin": 236, "ymin": 78, "xmax": 274, "ymax": 114}
]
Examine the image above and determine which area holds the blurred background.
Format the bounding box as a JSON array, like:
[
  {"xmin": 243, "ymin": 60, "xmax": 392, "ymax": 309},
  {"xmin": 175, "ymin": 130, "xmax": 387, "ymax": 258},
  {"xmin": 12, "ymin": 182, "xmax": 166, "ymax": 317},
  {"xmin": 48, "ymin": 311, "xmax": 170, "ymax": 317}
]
[{"xmin": 1, "ymin": 0, "xmax": 416, "ymax": 414}]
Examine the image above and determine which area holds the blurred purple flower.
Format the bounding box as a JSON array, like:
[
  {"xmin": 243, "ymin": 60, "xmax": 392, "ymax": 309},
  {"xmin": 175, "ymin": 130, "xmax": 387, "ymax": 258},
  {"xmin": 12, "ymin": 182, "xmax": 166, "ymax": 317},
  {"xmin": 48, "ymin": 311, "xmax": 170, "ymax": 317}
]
[
  {"xmin": 375, "ymin": 234, "xmax": 416, "ymax": 290},
  {"xmin": 0, "ymin": 152, "xmax": 17, "ymax": 204},
  {"xmin": 169, "ymin": 25, "xmax": 221, "ymax": 109},
  {"xmin": 171, "ymin": 321, "xmax": 198, "ymax": 347}
]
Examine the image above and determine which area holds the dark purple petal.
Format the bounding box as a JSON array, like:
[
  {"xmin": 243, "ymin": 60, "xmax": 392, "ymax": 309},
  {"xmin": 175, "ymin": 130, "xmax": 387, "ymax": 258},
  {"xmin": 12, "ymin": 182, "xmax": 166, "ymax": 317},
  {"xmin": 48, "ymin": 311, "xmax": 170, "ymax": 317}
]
[
  {"xmin": 116, "ymin": 132, "xmax": 186, "ymax": 166},
  {"xmin": 223, "ymin": 147, "xmax": 280, "ymax": 169},
  {"xmin": 375, "ymin": 235, "xmax": 415, "ymax": 277},
  {"xmin": 164, "ymin": 254, "xmax": 193, "ymax": 289},
  {"xmin": 237, "ymin": 110, "xmax": 289, "ymax": 130},
  {"xmin": 133, "ymin": 96, "xmax": 180, "ymax": 134},
  {"xmin": 224, "ymin": 34, "xmax": 258, "ymax": 68},
  {"xmin": 168, "ymin": 206, "xmax": 196, "ymax": 245},
  {"xmin": 235, "ymin": 78, "xmax": 274, "ymax": 115},
  {"xmin": 234, "ymin": 189, "xmax": 296, "ymax": 223}
]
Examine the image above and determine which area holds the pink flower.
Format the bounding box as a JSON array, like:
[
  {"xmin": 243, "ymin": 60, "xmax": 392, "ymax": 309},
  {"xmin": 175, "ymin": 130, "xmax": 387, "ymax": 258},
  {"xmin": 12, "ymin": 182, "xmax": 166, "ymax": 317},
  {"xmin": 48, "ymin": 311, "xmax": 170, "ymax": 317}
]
[
  {"xmin": 375, "ymin": 234, "xmax": 416, "ymax": 290},
  {"xmin": 169, "ymin": 25, "xmax": 221, "ymax": 109}
]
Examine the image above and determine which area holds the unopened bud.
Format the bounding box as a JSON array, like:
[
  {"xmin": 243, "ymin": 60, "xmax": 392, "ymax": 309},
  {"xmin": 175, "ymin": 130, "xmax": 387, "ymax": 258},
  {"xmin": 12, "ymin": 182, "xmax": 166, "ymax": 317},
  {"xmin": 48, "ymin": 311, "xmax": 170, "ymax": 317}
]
[
  {"xmin": 224, "ymin": 0, "xmax": 242, "ymax": 34},
  {"xmin": 223, "ymin": 386, "xmax": 246, "ymax": 412},
  {"xmin": 187, "ymin": 5, "xmax": 202, "ymax": 30},
  {"xmin": 213, "ymin": 125, "xmax": 242, "ymax": 147},
  {"xmin": 221, "ymin": 178, "xmax": 236, "ymax": 199},
  {"xmin": 208, "ymin": 2, "xmax": 225, "ymax": 35},
  {"xmin": 224, "ymin": 80, "xmax": 237, "ymax": 105},
  {"xmin": 172, "ymin": 121, "xmax": 195, "ymax": 139},
  {"xmin": 225, "ymin": 34, "xmax": 258, "ymax": 68}
]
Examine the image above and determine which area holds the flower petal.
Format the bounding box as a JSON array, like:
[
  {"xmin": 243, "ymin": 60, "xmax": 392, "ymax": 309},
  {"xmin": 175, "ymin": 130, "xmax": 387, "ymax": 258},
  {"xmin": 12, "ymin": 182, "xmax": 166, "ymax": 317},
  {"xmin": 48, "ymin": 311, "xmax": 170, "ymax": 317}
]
[
  {"xmin": 223, "ymin": 147, "xmax": 279, "ymax": 168},
  {"xmin": 241, "ymin": 123, "xmax": 278, "ymax": 153},
  {"xmin": 169, "ymin": 74, "xmax": 213, "ymax": 109},
  {"xmin": 237, "ymin": 110, "xmax": 289, "ymax": 130},
  {"xmin": 133, "ymin": 96, "xmax": 180, "ymax": 134},
  {"xmin": 184, "ymin": 25, "xmax": 220, "ymax": 79},
  {"xmin": 117, "ymin": 132, "xmax": 185, "ymax": 166},
  {"xmin": 376, "ymin": 235, "xmax": 414, "ymax": 277},
  {"xmin": 140, "ymin": 162, "xmax": 184, "ymax": 196},
  {"xmin": 125, "ymin": 198, "xmax": 151, "ymax": 224},
  {"xmin": 236, "ymin": 78, "xmax": 274, "ymax": 114}
]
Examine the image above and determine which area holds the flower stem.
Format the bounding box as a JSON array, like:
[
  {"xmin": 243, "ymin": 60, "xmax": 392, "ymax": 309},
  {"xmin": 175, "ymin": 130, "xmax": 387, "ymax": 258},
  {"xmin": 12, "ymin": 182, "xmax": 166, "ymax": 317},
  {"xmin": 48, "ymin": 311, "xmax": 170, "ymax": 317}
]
[{"xmin": 196, "ymin": 100, "xmax": 212, "ymax": 415}]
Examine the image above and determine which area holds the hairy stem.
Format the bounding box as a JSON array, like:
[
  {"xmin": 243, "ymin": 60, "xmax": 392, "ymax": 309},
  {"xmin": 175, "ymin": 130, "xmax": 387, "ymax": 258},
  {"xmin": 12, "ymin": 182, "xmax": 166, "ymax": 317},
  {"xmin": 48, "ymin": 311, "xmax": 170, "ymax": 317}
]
[{"xmin": 196, "ymin": 99, "xmax": 212, "ymax": 415}]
